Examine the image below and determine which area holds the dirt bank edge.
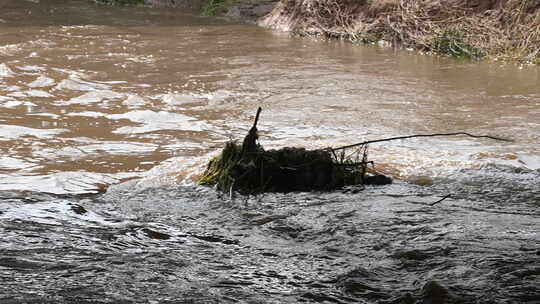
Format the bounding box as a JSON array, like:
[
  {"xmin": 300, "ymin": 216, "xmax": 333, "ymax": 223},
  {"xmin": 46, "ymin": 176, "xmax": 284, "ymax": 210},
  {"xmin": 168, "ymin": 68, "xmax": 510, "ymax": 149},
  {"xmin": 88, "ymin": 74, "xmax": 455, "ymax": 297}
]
[{"xmin": 258, "ymin": 0, "xmax": 540, "ymax": 64}]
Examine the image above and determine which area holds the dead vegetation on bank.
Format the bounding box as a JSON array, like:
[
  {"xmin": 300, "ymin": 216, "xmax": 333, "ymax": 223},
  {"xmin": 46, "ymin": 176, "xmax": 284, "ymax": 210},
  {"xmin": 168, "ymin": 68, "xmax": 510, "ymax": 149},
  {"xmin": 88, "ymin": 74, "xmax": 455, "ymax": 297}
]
[{"xmin": 261, "ymin": 0, "xmax": 540, "ymax": 63}]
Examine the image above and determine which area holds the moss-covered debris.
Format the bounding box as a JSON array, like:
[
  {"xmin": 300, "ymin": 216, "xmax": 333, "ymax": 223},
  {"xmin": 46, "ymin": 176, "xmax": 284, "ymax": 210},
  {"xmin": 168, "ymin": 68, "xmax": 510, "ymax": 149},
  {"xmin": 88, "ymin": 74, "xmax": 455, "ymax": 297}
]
[
  {"xmin": 199, "ymin": 141, "xmax": 370, "ymax": 194},
  {"xmin": 198, "ymin": 107, "xmax": 394, "ymax": 195}
]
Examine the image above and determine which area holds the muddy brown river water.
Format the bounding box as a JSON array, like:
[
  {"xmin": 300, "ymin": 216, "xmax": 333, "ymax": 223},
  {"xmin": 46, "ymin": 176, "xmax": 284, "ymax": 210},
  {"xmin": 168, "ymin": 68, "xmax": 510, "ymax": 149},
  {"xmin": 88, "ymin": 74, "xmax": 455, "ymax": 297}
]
[{"xmin": 1, "ymin": 1, "xmax": 539, "ymax": 303}]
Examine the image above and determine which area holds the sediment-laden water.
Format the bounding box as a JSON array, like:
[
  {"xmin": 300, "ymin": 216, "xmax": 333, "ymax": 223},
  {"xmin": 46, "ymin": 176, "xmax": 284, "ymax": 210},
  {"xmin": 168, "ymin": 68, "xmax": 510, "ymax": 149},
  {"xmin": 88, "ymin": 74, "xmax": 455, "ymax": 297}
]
[{"xmin": 1, "ymin": 1, "xmax": 539, "ymax": 303}]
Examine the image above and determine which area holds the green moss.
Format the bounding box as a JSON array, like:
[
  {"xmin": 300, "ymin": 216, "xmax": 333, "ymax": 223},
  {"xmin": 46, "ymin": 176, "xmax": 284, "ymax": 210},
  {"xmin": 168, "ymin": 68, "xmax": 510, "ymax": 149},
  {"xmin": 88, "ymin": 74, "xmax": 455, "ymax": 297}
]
[
  {"xmin": 428, "ymin": 29, "xmax": 485, "ymax": 59},
  {"xmin": 201, "ymin": 0, "xmax": 239, "ymax": 16},
  {"xmin": 350, "ymin": 32, "xmax": 383, "ymax": 45},
  {"xmin": 198, "ymin": 141, "xmax": 242, "ymax": 191}
]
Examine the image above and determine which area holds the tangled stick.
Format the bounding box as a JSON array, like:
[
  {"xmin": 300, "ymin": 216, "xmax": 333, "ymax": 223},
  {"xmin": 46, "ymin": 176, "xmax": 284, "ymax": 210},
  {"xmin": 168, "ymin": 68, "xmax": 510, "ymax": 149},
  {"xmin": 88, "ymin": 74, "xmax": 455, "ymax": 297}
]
[{"xmin": 331, "ymin": 132, "xmax": 512, "ymax": 152}]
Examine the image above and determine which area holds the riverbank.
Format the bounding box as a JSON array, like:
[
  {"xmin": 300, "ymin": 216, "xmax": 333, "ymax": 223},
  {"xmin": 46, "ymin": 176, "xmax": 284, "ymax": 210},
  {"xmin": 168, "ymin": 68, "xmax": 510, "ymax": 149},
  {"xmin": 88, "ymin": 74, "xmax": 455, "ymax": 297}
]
[{"xmin": 259, "ymin": 0, "xmax": 540, "ymax": 63}]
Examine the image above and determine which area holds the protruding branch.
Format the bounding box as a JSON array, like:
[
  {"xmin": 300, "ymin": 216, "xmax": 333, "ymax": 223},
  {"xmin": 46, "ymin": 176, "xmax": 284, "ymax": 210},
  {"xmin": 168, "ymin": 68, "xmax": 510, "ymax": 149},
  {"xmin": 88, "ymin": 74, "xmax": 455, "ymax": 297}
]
[
  {"xmin": 253, "ymin": 107, "xmax": 262, "ymax": 129},
  {"xmin": 430, "ymin": 194, "xmax": 451, "ymax": 206},
  {"xmin": 241, "ymin": 107, "xmax": 262, "ymax": 157},
  {"xmin": 331, "ymin": 132, "xmax": 512, "ymax": 152}
]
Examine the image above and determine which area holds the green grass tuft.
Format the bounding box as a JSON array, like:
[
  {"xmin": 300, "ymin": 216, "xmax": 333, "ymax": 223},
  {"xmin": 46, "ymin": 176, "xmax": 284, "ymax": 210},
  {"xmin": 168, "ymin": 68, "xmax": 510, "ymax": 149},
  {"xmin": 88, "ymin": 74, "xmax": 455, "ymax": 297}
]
[
  {"xmin": 428, "ymin": 29, "xmax": 485, "ymax": 59},
  {"xmin": 201, "ymin": 0, "xmax": 239, "ymax": 16}
]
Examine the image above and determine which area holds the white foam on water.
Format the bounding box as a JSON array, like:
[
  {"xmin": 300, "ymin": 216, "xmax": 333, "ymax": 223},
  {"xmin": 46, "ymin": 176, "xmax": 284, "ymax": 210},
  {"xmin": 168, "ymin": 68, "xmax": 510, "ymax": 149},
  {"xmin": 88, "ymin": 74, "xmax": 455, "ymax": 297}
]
[
  {"xmin": 35, "ymin": 142, "xmax": 159, "ymax": 159},
  {"xmin": 123, "ymin": 94, "xmax": 148, "ymax": 107},
  {"xmin": 60, "ymin": 25, "xmax": 106, "ymax": 30},
  {"xmin": 17, "ymin": 65, "xmax": 46, "ymax": 72},
  {"xmin": 54, "ymin": 76, "xmax": 112, "ymax": 91},
  {"xmin": 0, "ymin": 198, "xmax": 132, "ymax": 228},
  {"xmin": 126, "ymin": 55, "xmax": 156, "ymax": 63},
  {"xmin": 33, "ymin": 146, "xmax": 86, "ymax": 160},
  {"xmin": 93, "ymin": 80, "xmax": 127, "ymax": 84},
  {"xmin": 61, "ymin": 90, "xmax": 124, "ymax": 104},
  {"xmin": 7, "ymin": 92, "xmax": 26, "ymax": 98},
  {"xmin": 24, "ymin": 89, "xmax": 55, "ymax": 98},
  {"xmin": 1, "ymin": 100, "xmax": 36, "ymax": 108},
  {"xmin": 112, "ymin": 154, "xmax": 211, "ymax": 189},
  {"xmin": 0, "ymin": 63, "xmax": 15, "ymax": 77},
  {"xmin": 517, "ymin": 153, "xmax": 540, "ymax": 170},
  {"xmin": 2, "ymin": 100, "xmax": 24, "ymax": 108},
  {"xmin": 195, "ymin": 89, "xmax": 235, "ymax": 102},
  {"xmin": 0, "ymin": 156, "xmax": 37, "ymax": 170},
  {"xmin": 78, "ymin": 142, "xmax": 159, "ymax": 154},
  {"xmin": 28, "ymin": 113, "xmax": 61, "ymax": 119},
  {"xmin": 161, "ymin": 93, "xmax": 204, "ymax": 106},
  {"xmin": 0, "ymin": 45, "xmax": 20, "ymax": 56},
  {"xmin": 27, "ymin": 75, "xmax": 55, "ymax": 87},
  {"xmin": 0, "ymin": 171, "xmax": 130, "ymax": 195},
  {"xmin": 107, "ymin": 110, "xmax": 211, "ymax": 134},
  {"xmin": 65, "ymin": 111, "xmax": 106, "ymax": 118},
  {"xmin": 3, "ymin": 85, "xmax": 21, "ymax": 92},
  {"xmin": 134, "ymin": 83, "xmax": 152, "ymax": 88},
  {"xmin": 0, "ymin": 40, "xmax": 54, "ymax": 56},
  {"xmin": 0, "ymin": 124, "xmax": 67, "ymax": 140},
  {"xmin": 161, "ymin": 141, "xmax": 206, "ymax": 152},
  {"xmin": 265, "ymin": 125, "xmax": 355, "ymax": 149}
]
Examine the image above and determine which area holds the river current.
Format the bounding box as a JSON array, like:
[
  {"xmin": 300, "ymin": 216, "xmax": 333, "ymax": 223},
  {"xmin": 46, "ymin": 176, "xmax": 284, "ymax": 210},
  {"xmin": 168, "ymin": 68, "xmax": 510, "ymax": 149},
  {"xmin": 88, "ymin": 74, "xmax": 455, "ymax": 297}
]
[{"xmin": 1, "ymin": 1, "xmax": 539, "ymax": 303}]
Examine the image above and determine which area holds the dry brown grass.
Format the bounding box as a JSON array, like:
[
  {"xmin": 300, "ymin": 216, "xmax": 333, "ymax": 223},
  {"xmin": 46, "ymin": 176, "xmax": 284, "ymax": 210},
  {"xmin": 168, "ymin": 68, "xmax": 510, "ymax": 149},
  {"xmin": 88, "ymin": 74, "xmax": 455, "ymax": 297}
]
[{"xmin": 266, "ymin": 0, "xmax": 540, "ymax": 63}]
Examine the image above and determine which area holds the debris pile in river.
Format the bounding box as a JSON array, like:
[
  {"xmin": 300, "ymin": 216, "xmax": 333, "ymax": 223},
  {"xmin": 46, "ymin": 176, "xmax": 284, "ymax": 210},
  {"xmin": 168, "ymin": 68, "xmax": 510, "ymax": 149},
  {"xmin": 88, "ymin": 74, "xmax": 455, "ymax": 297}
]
[
  {"xmin": 198, "ymin": 108, "xmax": 512, "ymax": 195},
  {"xmin": 199, "ymin": 107, "xmax": 390, "ymax": 194}
]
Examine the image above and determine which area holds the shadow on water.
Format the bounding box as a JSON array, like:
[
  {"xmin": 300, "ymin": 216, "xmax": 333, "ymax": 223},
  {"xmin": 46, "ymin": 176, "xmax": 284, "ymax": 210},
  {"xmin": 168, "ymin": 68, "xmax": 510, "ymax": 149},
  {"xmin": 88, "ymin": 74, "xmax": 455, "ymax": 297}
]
[{"xmin": 0, "ymin": 177, "xmax": 539, "ymax": 303}]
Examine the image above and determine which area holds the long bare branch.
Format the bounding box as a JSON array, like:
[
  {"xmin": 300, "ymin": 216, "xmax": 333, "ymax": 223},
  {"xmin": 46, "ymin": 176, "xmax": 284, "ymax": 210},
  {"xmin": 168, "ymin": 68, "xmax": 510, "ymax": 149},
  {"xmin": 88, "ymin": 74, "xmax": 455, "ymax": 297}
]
[{"xmin": 331, "ymin": 132, "xmax": 512, "ymax": 152}]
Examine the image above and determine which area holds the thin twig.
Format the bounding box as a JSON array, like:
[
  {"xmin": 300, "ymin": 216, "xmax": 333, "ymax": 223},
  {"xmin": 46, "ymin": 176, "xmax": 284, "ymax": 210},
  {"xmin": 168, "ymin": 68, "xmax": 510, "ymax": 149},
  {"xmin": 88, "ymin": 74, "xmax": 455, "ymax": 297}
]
[
  {"xmin": 430, "ymin": 194, "xmax": 451, "ymax": 206},
  {"xmin": 331, "ymin": 132, "xmax": 512, "ymax": 152}
]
